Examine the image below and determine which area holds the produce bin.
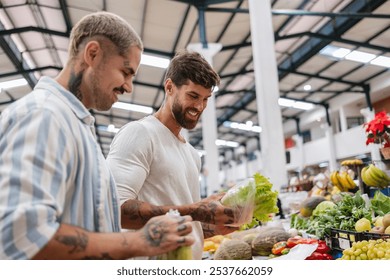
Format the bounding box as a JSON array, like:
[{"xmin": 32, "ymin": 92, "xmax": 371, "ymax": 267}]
[
  {"xmin": 325, "ymin": 229, "xmax": 365, "ymax": 252},
  {"xmin": 325, "ymin": 228, "xmax": 390, "ymax": 252}
]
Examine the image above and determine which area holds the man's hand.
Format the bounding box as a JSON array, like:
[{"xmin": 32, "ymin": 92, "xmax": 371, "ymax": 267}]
[
  {"xmin": 190, "ymin": 193, "xmax": 238, "ymax": 225},
  {"xmin": 135, "ymin": 214, "xmax": 194, "ymax": 257}
]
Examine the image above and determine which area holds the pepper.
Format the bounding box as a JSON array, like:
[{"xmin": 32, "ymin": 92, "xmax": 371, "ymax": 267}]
[
  {"xmin": 305, "ymin": 252, "xmax": 333, "ymax": 260},
  {"xmin": 286, "ymin": 236, "xmax": 302, "ymax": 248},
  {"xmin": 271, "ymin": 241, "xmax": 288, "ymax": 255},
  {"xmin": 286, "ymin": 236, "xmax": 317, "ymax": 248},
  {"xmin": 281, "ymin": 248, "xmax": 290, "ymax": 255},
  {"xmin": 315, "ymin": 240, "xmax": 330, "ymax": 254}
]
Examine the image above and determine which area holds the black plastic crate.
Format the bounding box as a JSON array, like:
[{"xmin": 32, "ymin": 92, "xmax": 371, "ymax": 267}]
[
  {"xmin": 325, "ymin": 228, "xmax": 390, "ymax": 252},
  {"xmin": 325, "ymin": 229, "xmax": 366, "ymax": 252},
  {"xmin": 362, "ymin": 232, "xmax": 390, "ymax": 241}
]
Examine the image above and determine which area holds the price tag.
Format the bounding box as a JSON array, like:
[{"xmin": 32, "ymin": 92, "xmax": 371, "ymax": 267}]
[{"xmin": 338, "ymin": 238, "xmax": 351, "ymax": 250}]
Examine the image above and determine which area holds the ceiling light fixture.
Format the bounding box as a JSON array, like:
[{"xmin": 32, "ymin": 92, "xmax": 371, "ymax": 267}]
[
  {"xmin": 215, "ymin": 139, "xmax": 240, "ymax": 148},
  {"xmin": 278, "ymin": 97, "xmax": 314, "ymax": 111},
  {"xmin": 97, "ymin": 124, "xmax": 119, "ymax": 134},
  {"xmin": 140, "ymin": 53, "xmax": 170, "ymax": 69},
  {"xmin": 278, "ymin": 98, "xmax": 295, "ymax": 107},
  {"xmin": 303, "ymin": 84, "xmax": 312, "ymax": 91},
  {"xmin": 112, "ymin": 102, "xmax": 153, "ymax": 114},
  {"xmin": 223, "ymin": 121, "xmax": 262, "ymax": 133},
  {"xmin": 370, "ymin": 55, "xmax": 390, "ymax": 68},
  {"xmin": 0, "ymin": 78, "xmax": 28, "ymax": 90},
  {"xmin": 319, "ymin": 45, "xmax": 387, "ymax": 65},
  {"xmin": 332, "ymin": 47, "xmax": 351, "ymax": 58},
  {"xmin": 345, "ymin": 50, "xmax": 376, "ymax": 63}
]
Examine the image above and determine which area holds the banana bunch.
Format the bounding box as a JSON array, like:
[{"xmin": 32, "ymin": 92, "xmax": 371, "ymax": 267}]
[
  {"xmin": 330, "ymin": 170, "xmax": 357, "ymax": 192},
  {"xmin": 341, "ymin": 159, "xmax": 364, "ymax": 166},
  {"xmin": 361, "ymin": 164, "xmax": 390, "ymax": 189}
]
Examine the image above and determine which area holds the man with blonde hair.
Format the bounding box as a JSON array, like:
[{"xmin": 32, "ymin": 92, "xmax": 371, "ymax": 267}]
[{"xmin": 0, "ymin": 11, "xmax": 193, "ymax": 260}]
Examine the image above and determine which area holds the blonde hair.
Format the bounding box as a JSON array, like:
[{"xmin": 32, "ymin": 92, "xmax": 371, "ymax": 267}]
[{"xmin": 68, "ymin": 11, "xmax": 143, "ymax": 59}]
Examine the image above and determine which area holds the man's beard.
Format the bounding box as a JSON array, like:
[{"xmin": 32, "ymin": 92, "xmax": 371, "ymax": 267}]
[{"xmin": 172, "ymin": 98, "xmax": 200, "ymax": 130}]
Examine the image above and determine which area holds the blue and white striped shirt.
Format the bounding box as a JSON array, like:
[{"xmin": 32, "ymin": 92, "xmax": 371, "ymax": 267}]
[{"xmin": 0, "ymin": 76, "xmax": 120, "ymax": 259}]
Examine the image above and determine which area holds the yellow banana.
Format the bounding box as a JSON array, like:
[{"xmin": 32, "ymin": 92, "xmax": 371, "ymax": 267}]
[
  {"xmin": 338, "ymin": 171, "xmax": 352, "ymax": 190},
  {"xmin": 341, "ymin": 159, "xmax": 363, "ymax": 166},
  {"xmin": 330, "ymin": 171, "xmax": 344, "ymax": 191},
  {"xmin": 367, "ymin": 164, "xmax": 390, "ymax": 188},
  {"xmin": 344, "ymin": 171, "xmax": 357, "ymax": 189},
  {"xmin": 336, "ymin": 172, "xmax": 347, "ymax": 192},
  {"xmin": 361, "ymin": 166, "xmax": 377, "ymax": 187}
]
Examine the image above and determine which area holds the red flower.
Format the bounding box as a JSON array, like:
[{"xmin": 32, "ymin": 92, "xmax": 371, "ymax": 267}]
[{"xmin": 363, "ymin": 111, "xmax": 390, "ymax": 147}]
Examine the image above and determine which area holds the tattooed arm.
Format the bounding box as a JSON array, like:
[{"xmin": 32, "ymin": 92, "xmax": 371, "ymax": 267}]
[
  {"xmin": 121, "ymin": 193, "xmax": 237, "ymax": 230},
  {"xmin": 201, "ymin": 223, "xmax": 239, "ymax": 239},
  {"xmin": 32, "ymin": 216, "xmax": 194, "ymax": 260}
]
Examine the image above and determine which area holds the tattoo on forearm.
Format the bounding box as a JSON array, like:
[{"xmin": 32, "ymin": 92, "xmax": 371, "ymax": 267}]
[
  {"xmin": 122, "ymin": 200, "xmax": 165, "ymax": 224},
  {"xmin": 223, "ymin": 208, "xmax": 235, "ymax": 224},
  {"xmin": 143, "ymin": 221, "xmax": 165, "ymax": 247},
  {"xmin": 55, "ymin": 230, "xmax": 88, "ymax": 254},
  {"xmin": 191, "ymin": 201, "xmax": 235, "ymax": 224}
]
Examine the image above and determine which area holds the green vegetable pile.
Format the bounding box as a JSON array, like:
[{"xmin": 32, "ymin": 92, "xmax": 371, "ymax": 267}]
[
  {"xmin": 291, "ymin": 192, "xmax": 372, "ymax": 239},
  {"xmin": 371, "ymin": 190, "xmax": 390, "ymax": 216},
  {"xmin": 222, "ymin": 172, "xmax": 279, "ymax": 230}
]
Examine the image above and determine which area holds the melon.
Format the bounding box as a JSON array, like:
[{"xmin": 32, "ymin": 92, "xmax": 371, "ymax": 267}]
[
  {"xmin": 213, "ymin": 239, "xmax": 252, "ymax": 260},
  {"xmin": 299, "ymin": 196, "xmax": 326, "ymax": 217}
]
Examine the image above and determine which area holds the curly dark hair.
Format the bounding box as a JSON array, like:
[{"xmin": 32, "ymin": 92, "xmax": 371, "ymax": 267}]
[{"xmin": 164, "ymin": 50, "xmax": 220, "ymax": 90}]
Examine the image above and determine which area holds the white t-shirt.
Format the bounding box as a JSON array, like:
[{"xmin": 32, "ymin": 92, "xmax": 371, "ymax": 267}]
[{"xmin": 106, "ymin": 115, "xmax": 203, "ymax": 259}]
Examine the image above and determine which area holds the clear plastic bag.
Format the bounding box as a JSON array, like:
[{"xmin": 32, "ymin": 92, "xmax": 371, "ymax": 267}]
[{"xmin": 220, "ymin": 178, "xmax": 256, "ymax": 226}]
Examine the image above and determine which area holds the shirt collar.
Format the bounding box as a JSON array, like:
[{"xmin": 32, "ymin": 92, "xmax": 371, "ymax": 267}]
[{"xmin": 34, "ymin": 76, "xmax": 95, "ymax": 126}]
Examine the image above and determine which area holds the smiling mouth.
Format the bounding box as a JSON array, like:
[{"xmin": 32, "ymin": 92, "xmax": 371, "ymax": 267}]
[
  {"xmin": 187, "ymin": 110, "xmax": 199, "ymax": 119},
  {"xmin": 114, "ymin": 87, "xmax": 125, "ymax": 95}
]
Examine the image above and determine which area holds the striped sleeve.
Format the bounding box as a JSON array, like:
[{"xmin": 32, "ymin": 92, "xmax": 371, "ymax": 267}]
[{"xmin": 0, "ymin": 100, "xmax": 70, "ymax": 259}]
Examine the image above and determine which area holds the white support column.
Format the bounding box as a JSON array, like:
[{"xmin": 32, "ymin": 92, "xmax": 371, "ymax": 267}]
[
  {"xmin": 248, "ymin": 0, "xmax": 288, "ymax": 191},
  {"xmin": 324, "ymin": 123, "xmax": 338, "ymax": 171},
  {"xmin": 187, "ymin": 42, "xmax": 222, "ymax": 195},
  {"xmin": 339, "ymin": 106, "xmax": 348, "ymax": 132},
  {"xmin": 293, "ymin": 134, "xmax": 305, "ymax": 175}
]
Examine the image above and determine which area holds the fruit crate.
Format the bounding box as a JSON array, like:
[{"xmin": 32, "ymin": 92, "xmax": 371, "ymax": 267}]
[
  {"xmin": 325, "ymin": 229, "xmax": 365, "ymax": 252},
  {"xmin": 325, "ymin": 228, "xmax": 390, "ymax": 252},
  {"xmin": 362, "ymin": 232, "xmax": 390, "ymax": 240}
]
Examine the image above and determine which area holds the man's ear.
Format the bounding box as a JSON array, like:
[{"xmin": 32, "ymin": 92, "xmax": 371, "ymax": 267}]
[
  {"xmin": 83, "ymin": 41, "xmax": 100, "ymax": 66},
  {"xmin": 164, "ymin": 78, "xmax": 174, "ymax": 95}
]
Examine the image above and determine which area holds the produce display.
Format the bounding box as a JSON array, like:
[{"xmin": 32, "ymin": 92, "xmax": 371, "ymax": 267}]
[
  {"xmin": 202, "ymin": 164, "xmax": 390, "ymax": 261},
  {"xmin": 340, "ymin": 239, "xmax": 390, "ymax": 260}
]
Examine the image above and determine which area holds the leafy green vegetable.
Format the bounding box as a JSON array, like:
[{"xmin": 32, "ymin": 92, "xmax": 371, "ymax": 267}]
[
  {"xmin": 221, "ymin": 172, "xmax": 279, "ymax": 229},
  {"xmin": 252, "ymin": 173, "xmax": 279, "ymax": 222},
  {"xmin": 371, "ymin": 190, "xmax": 390, "ymax": 216},
  {"xmin": 312, "ymin": 201, "xmax": 336, "ymax": 217},
  {"xmin": 297, "ymin": 192, "xmax": 372, "ymax": 239}
]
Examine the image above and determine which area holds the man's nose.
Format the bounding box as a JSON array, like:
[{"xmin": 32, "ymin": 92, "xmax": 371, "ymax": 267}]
[
  {"xmin": 194, "ymin": 101, "xmax": 204, "ymax": 111},
  {"xmin": 123, "ymin": 81, "xmax": 133, "ymax": 94}
]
